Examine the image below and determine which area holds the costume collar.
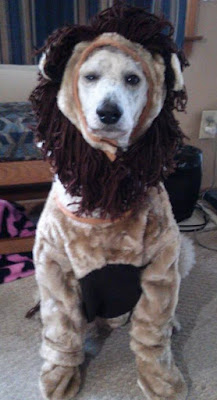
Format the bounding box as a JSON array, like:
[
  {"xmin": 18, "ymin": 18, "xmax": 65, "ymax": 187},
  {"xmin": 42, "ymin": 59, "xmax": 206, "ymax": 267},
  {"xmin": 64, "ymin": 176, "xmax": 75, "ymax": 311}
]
[{"xmin": 55, "ymin": 195, "xmax": 132, "ymax": 225}]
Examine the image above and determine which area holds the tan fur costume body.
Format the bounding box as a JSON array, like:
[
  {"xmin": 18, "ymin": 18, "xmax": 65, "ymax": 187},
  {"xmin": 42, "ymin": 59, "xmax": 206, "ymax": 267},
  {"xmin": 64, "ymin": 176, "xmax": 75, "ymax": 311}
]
[
  {"xmin": 34, "ymin": 181, "xmax": 186, "ymax": 400},
  {"xmin": 31, "ymin": 5, "xmax": 191, "ymax": 400}
]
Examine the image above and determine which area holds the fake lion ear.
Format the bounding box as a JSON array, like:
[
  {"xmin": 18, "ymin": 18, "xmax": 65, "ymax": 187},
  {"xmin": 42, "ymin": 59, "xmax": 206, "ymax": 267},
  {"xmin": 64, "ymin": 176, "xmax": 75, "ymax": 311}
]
[
  {"xmin": 170, "ymin": 53, "xmax": 184, "ymax": 91},
  {"xmin": 38, "ymin": 50, "xmax": 64, "ymax": 82},
  {"xmin": 38, "ymin": 52, "xmax": 52, "ymax": 81},
  {"xmin": 37, "ymin": 25, "xmax": 96, "ymax": 83}
]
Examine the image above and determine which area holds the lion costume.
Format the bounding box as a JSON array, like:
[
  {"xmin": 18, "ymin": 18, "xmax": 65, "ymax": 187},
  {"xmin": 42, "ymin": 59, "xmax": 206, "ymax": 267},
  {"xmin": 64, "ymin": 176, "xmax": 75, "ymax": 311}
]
[{"xmin": 30, "ymin": 4, "xmax": 192, "ymax": 400}]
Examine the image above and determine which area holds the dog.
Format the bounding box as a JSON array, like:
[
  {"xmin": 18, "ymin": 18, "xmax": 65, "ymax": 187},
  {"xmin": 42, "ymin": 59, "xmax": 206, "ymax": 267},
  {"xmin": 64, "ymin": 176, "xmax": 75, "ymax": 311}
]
[
  {"xmin": 30, "ymin": 5, "xmax": 194, "ymax": 400},
  {"xmin": 76, "ymin": 46, "xmax": 149, "ymax": 148}
]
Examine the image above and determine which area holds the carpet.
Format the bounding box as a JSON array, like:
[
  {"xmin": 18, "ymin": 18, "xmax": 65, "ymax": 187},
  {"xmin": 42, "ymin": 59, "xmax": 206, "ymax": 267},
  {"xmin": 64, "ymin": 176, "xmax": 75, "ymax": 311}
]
[{"xmin": 1, "ymin": 231, "xmax": 217, "ymax": 400}]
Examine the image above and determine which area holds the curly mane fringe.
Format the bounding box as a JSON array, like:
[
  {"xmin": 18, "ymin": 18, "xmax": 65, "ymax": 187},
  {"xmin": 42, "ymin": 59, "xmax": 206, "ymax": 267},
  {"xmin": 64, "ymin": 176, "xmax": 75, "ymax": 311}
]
[{"xmin": 30, "ymin": 3, "xmax": 188, "ymax": 219}]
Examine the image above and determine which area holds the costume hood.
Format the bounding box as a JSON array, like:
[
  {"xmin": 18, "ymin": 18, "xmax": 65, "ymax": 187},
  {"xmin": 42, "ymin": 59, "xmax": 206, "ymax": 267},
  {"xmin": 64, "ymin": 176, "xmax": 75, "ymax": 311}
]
[{"xmin": 39, "ymin": 32, "xmax": 184, "ymax": 161}]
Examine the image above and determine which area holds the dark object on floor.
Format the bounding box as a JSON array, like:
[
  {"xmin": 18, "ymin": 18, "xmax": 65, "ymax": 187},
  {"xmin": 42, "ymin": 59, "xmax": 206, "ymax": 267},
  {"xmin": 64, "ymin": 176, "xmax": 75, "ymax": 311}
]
[
  {"xmin": 165, "ymin": 145, "xmax": 202, "ymax": 222},
  {"xmin": 204, "ymin": 189, "xmax": 217, "ymax": 211},
  {"xmin": 25, "ymin": 301, "xmax": 40, "ymax": 319}
]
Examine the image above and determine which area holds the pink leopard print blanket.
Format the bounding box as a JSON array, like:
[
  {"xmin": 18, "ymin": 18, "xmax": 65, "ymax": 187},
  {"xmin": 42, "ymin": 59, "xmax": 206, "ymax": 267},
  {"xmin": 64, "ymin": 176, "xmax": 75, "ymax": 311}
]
[{"xmin": 0, "ymin": 200, "xmax": 35, "ymax": 284}]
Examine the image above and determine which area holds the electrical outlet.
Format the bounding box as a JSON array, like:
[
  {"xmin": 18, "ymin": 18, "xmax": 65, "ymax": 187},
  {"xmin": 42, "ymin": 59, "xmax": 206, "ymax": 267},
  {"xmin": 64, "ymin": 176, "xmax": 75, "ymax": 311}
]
[{"xmin": 199, "ymin": 110, "xmax": 217, "ymax": 139}]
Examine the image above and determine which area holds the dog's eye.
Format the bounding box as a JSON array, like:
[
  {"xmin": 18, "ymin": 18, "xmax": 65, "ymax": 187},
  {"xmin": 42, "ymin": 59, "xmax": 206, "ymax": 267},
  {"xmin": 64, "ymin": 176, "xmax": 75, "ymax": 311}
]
[
  {"xmin": 85, "ymin": 74, "xmax": 99, "ymax": 81},
  {"xmin": 125, "ymin": 74, "xmax": 140, "ymax": 85}
]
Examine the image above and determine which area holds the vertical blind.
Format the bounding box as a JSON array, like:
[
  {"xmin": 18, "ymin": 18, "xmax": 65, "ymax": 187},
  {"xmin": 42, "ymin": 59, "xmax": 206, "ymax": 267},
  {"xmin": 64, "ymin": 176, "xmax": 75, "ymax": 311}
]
[{"xmin": 0, "ymin": 0, "xmax": 187, "ymax": 65}]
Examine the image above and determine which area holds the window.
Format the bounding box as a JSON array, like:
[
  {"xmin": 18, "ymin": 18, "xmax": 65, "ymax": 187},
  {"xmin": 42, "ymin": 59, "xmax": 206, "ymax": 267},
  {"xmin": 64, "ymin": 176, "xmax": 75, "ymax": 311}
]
[{"xmin": 0, "ymin": 0, "xmax": 187, "ymax": 65}]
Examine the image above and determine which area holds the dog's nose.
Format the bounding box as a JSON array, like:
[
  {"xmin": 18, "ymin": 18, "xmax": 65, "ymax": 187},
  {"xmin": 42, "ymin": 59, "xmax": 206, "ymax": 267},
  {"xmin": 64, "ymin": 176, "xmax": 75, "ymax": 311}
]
[{"xmin": 96, "ymin": 103, "xmax": 122, "ymax": 125}]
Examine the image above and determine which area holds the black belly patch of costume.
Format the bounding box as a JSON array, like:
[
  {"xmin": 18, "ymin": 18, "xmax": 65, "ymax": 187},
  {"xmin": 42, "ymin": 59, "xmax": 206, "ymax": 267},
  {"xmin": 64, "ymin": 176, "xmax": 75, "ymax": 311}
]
[{"xmin": 79, "ymin": 263, "xmax": 147, "ymax": 323}]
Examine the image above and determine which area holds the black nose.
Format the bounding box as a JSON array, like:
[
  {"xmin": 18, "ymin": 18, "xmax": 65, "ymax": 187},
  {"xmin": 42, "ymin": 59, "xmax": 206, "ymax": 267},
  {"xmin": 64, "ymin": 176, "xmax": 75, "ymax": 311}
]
[{"xmin": 96, "ymin": 102, "xmax": 122, "ymax": 125}]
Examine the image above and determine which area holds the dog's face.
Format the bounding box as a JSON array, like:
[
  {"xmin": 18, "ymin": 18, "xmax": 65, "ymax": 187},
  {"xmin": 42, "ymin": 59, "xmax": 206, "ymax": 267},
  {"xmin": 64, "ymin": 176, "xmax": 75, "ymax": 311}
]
[
  {"xmin": 55, "ymin": 33, "xmax": 184, "ymax": 161},
  {"xmin": 78, "ymin": 47, "xmax": 149, "ymax": 148}
]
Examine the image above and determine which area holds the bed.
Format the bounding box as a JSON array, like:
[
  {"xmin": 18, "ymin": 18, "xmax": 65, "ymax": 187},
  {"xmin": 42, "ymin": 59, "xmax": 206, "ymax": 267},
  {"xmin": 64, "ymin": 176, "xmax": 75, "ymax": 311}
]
[{"xmin": 0, "ymin": 102, "xmax": 52, "ymax": 255}]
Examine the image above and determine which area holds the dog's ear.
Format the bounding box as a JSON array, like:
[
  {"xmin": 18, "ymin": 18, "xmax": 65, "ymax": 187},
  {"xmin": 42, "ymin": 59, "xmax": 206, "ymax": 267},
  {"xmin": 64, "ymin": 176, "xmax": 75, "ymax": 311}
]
[
  {"xmin": 170, "ymin": 53, "xmax": 184, "ymax": 91},
  {"xmin": 38, "ymin": 26, "xmax": 97, "ymax": 83}
]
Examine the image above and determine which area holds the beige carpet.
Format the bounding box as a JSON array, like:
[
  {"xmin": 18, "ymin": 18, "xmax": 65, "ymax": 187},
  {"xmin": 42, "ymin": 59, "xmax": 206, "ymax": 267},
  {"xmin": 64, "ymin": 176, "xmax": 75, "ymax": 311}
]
[{"xmin": 1, "ymin": 231, "xmax": 217, "ymax": 400}]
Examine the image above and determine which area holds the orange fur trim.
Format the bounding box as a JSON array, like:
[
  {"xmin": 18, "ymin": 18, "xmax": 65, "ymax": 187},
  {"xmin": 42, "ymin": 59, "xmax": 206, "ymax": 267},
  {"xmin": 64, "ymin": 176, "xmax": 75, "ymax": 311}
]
[{"xmin": 55, "ymin": 195, "xmax": 132, "ymax": 225}]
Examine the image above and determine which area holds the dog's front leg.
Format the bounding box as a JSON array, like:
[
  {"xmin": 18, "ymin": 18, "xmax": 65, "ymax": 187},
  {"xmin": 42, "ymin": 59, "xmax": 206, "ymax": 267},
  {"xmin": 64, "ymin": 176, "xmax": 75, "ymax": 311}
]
[
  {"xmin": 34, "ymin": 238, "xmax": 86, "ymax": 400},
  {"xmin": 130, "ymin": 237, "xmax": 187, "ymax": 400}
]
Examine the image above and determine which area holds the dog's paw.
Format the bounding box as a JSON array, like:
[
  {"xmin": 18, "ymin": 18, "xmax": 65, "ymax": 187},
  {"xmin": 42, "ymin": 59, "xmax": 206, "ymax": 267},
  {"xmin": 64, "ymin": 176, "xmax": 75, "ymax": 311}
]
[
  {"xmin": 137, "ymin": 357, "xmax": 188, "ymax": 400},
  {"xmin": 39, "ymin": 361, "xmax": 81, "ymax": 400},
  {"xmin": 137, "ymin": 378, "xmax": 188, "ymax": 400}
]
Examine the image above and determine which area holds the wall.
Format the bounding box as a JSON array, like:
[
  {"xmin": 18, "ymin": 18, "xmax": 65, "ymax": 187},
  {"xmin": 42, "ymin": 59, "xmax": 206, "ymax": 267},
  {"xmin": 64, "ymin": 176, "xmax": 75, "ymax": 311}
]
[
  {"xmin": 177, "ymin": 1, "xmax": 217, "ymax": 189},
  {"xmin": 0, "ymin": 65, "xmax": 37, "ymax": 102}
]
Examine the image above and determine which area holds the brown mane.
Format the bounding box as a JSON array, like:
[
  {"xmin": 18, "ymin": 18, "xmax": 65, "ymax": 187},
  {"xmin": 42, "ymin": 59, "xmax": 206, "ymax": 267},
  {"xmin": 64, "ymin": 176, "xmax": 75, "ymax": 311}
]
[{"xmin": 30, "ymin": 3, "xmax": 188, "ymax": 219}]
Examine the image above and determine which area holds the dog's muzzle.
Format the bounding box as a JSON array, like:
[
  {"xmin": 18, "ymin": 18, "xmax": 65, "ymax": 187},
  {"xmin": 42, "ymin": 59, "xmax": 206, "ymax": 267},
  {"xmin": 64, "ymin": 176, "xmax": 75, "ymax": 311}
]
[{"xmin": 96, "ymin": 102, "xmax": 122, "ymax": 125}]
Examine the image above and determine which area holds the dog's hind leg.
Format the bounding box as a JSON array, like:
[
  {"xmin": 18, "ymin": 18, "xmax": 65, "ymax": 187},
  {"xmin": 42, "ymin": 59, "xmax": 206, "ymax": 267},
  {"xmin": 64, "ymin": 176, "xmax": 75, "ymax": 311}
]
[
  {"xmin": 34, "ymin": 238, "xmax": 86, "ymax": 400},
  {"xmin": 130, "ymin": 239, "xmax": 188, "ymax": 400}
]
